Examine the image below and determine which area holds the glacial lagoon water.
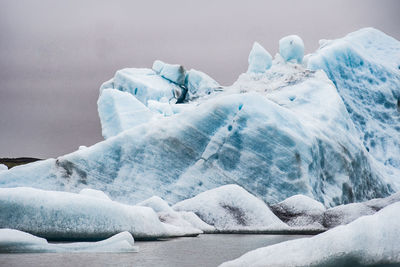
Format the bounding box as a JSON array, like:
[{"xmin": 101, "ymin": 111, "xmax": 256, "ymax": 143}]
[{"xmin": 0, "ymin": 234, "xmax": 309, "ymax": 267}]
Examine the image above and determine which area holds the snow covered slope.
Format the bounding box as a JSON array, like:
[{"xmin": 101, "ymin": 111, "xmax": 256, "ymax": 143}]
[
  {"xmin": 0, "ymin": 28, "xmax": 398, "ymax": 207},
  {"xmin": 221, "ymin": 202, "xmax": 400, "ymax": 267}
]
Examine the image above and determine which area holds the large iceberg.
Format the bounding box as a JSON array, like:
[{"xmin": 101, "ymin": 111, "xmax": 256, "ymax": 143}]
[
  {"xmin": 308, "ymin": 27, "xmax": 400, "ymax": 187},
  {"xmin": 220, "ymin": 202, "xmax": 400, "ymax": 267},
  {"xmin": 0, "ymin": 28, "xmax": 398, "ymax": 207},
  {"xmin": 0, "ymin": 229, "xmax": 137, "ymax": 253},
  {"xmin": 173, "ymin": 185, "xmax": 288, "ymax": 232},
  {"xmin": 0, "ymin": 187, "xmax": 199, "ymax": 240}
]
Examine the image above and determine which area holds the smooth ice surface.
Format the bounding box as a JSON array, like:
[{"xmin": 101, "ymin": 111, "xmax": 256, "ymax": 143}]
[
  {"xmin": 97, "ymin": 89, "xmax": 153, "ymax": 139},
  {"xmin": 308, "ymin": 27, "xmax": 400, "ymax": 187},
  {"xmin": 221, "ymin": 202, "xmax": 400, "ymax": 267},
  {"xmin": 247, "ymin": 42, "xmax": 272, "ymax": 73},
  {"xmin": 159, "ymin": 62, "xmax": 186, "ymax": 86},
  {"xmin": 173, "ymin": 185, "xmax": 288, "ymax": 232},
  {"xmin": 0, "ymin": 164, "xmax": 7, "ymax": 171},
  {"xmin": 0, "ymin": 28, "xmax": 397, "ymax": 207},
  {"xmin": 271, "ymin": 195, "xmax": 326, "ymax": 230},
  {"xmin": 185, "ymin": 69, "xmax": 220, "ymax": 99},
  {"xmin": 279, "ymin": 35, "xmax": 304, "ymax": 63},
  {"xmin": 137, "ymin": 196, "xmax": 203, "ymax": 236},
  {"xmin": 0, "ymin": 229, "xmax": 137, "ymax": 253},
  {"xmin": 0, "ymin": 187, "xmax": 193, "ymax": 240}
]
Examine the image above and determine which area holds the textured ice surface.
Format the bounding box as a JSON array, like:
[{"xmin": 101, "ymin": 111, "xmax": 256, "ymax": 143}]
[
  {"xmin": 0, "ymin": 28, "xmax": 398, "ymax": 207},
  {"xmin": 0, "ymin": 229, "xmax": 137, "ymax": 253},
  {"xmin": 173, "ymin": 185, "xmax": 288, "ymax": 232},
  {"xmin": 0, "ymin": 164, "xmax": 7, "ymax": 171},
  {"xmin": 159, "ymin": 62, "xmax": 186, "ymax": 86},
  {"xmin": 0, "ymin": 187, "xmax": 198, "ymax": 240},
  {"xmin": 247, "ymin": 42, "xmax": 272, "ymax": 73},
  {"xmin": 105, "ymin": 68, "xmax": 184, "ymax": 105},
  {"xmin": 221, "ymin": 202, "xmax": 400, "ymax": 267},
  {"xmin": 137, "ymin": 196, "xmax": 203, "ymax": 235},
  {"xmin": 270, "ymin": 195, "xmax": 326, "ymax": 230},
  {"xmin": 79, "ymin": 188, "xmax": 111, "ymax": 200},
  {"xmin": 308, "ymin": 27, "xmax": 400, "ymax": 187},
  {"xmin": 97, "ymin": 89, "xmax": 153, "ymax": 139},
  {"xmin": 185, "ymin": 69, "xmax": 220, "ymax": 99},
  {"xmin": 279, "ymin": 35, "xmax": 304, "ymax": 63}
]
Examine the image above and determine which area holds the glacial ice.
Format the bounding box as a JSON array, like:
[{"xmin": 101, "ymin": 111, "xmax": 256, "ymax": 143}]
[
  {"xmin": 279, "ymin": 35, "xmax": 304, "ymax": 63},
  {"xmin": 157, "ymin": 61, "xmax": 186, "ymax": 86},
  {"xmin": 173, "ymin": 185, "xmax": 288, "ymax": 232},
  {"xmin": 185, "ymin": 69, "xmax": 220, "ymax": 99},
  {"xmin": 137, "ymin": 196, "xmax": 203, "ymax": 235},
  {"xmin": 0, "ymin": 187, "xmax": 199, "ymax": 240},
  {"xmin": 105, "ymin": 68, "xmax": 184, "ymax": 105},
  {"xmin": 0, "ymin": 28, "xmax": 398, "ymax": 208},
  {"xmin": 308, "ymin": 27, "xmax": 400, "ymax": 186},
  {"xmin": 220, "ymin": 202, "xmax": 400, "ymax": 267},
  {"xmin": 270, "ymin": 195, "xmax": 326, "ymax": 230},
  {"xmin": 247, "ymin": 42, "xmax": 272, "ymax": 73},
  {"xmin": 79, "ymin": 188, "xmax": 111, "ymax": 200},
  {"xmin": 0, "ymin": 229, "xmax": 138, "ymax": 253},
  {"xmin": 0, "ymin": 164, "xmax": 7, "ymax": 171},
  {"xmin": 97, "ymin": 89, "xmax": 153, "ymax": 139}
]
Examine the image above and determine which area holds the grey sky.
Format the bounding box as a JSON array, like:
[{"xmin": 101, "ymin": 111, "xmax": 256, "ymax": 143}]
[{"xmin": 0, "ymin": 0, "xmax": 399, "ymax": 158}]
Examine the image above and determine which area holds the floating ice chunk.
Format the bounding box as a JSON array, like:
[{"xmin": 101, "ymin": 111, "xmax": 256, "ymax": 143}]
[
  {"xmin": 221, "ymin": 202, "xmax": 400, "ymax": 267},
  {"xmin": 0, "ymin": 164, "xmax": 8, "ymax": 171},
  {"xmin": 0, "ymin": 187, "xmax": 186, "ymax": 240},
  {"xmin": 152, "ymin": 60, "xmax": 165, "ymax": 74},
  {"xmin": 247, "ymin": 42, "xmax": 272, "ymax": 73},
  {"xmin": 98, "ymin": 89, "xmax": 153, "ymax": 139},
  {"xmin": 177, "ymin": 211, "xmax": 215, "ymax": 233},
  {"xmin": 323, "ymin": 202, "xmax": 376, "ymax": 228},
  {"xmin": 185, "ymin": 69, "xmax": 220, "ymax": 98},
  {"xmin": 159, "ymin": 62, "xmax": 186, "ymax": 86},
  {"xmin": 79, "ymin": 188, "xmax": 111, "ymax": 201},
  {"xmin": 137, "ymin": 196, "xmax": 203, "ymax": 236},
  {"xmin": 0, "ymin": 229, "xmax": 138, "ymax": 253},
  {"xmin": 270, "ymin": 195, "xmax": 326, "ymax": 230},
  {"xmin": 78, "ymin": 145, "xmax": 87, "ymax": 150},
  {"xmin": 173, "ymin": 185, "xmax": 288, "ymax": 232},
  {"xmin": 279, "ymin": 35, "xmax": 304, "ymax": 63}
]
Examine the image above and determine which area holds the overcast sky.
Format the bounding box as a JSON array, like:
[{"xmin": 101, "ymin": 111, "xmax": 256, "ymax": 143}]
[{"xmin": 0, "ymin": 0, "xmax": 399, "ymax": 158}]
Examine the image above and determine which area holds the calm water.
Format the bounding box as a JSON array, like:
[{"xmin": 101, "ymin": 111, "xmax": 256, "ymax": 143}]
[{"xmin": 0, "ymin": 234, "xmax": 309, "ymax": 267}]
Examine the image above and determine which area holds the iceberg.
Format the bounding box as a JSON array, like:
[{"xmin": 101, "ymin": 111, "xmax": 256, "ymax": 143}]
[
  {"xmin": 0, "ymin": 28, "xmax": 398, "ymax": 207},
  {"xmin": 185, "ymin": 69, "xmax": 220, "ymax": 99},
  {"xmin": 173, "ymin": 185, "xmax": 288, "ymax": 232},
  {"xmin": 97, "ymin": 89, "xmax": 153, "ymax": 139},
  {"xmin": 137, "ymin": 196, "xmax": 204, "ymax": 235},
  {"xmin": 279, "ymin": 35, "xmax": 304, "ymax": 63},
  {"xmin": 79, "ymin": 188, "xmax": 111, "ymax": 200},
  {"xmin": 0, "ymin": 164, "xmax": 7, "ymax": 172},
  {"xmin": 270, "ymin": 194, "xmax": 326, "ymax": 230},
  {"xmin": 308, "ymin": 28, "xmax": 400, "ymax": 186},
  {"xmin": 220, "ymin": 202, "xmax": 400, "ymax": 267},
  {"xmin": 247, "ymin": 42, "xmax": 272, "ymax": 73},
  {"xmin": 0, "ymin": 187, "xmax": 199, "ymax": 241},
  {"xmin": 0, "ymin": 229, "xmax": 137, "ymax": 253}
]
